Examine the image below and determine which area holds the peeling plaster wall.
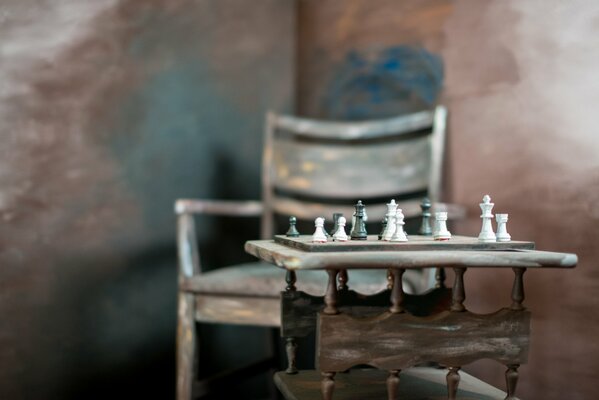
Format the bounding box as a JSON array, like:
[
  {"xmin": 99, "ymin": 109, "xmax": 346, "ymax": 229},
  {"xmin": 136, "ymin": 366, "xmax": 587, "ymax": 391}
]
[
  {"xmin": 0, "ymin": 1, "xmax": 294, "ymax": 398},
  {"xmin": 298, "ymin": 1, "xmax": 599, "ymax": 399}
]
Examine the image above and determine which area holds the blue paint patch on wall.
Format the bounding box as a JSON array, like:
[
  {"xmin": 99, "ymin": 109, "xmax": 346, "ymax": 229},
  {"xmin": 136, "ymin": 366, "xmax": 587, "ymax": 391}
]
[{"xmin": 323, "ymin": 45, "xmax": 444, "ymax": 120}]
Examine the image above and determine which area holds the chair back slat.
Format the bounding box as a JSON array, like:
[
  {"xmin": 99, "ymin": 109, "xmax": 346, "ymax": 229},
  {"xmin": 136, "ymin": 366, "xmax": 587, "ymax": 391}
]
[
  {"xmin": 271, "ymin": 136, "xmax": 431, "ymax": 199},
  {"xmin": 274, "ymin": 111, "xmax": 434, "ymax": 140}
]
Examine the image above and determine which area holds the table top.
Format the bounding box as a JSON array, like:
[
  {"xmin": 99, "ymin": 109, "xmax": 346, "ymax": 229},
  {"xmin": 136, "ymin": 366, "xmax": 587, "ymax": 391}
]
[
  {"xmin": 274, "ymin": 234, "xmax": 535, "ymax": 252},
  {"xmin": 245, "ymin": 236, "xmax": 577, "ymax": 271}
]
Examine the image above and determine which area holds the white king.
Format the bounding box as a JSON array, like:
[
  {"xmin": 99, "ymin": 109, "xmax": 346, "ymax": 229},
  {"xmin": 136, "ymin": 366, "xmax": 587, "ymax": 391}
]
[
  {"xmin": 382, "ymin": 199, "xmax": 398, "ymax": 241},
  {"xmin": 478, "ymin": 194, "xmax": 497, "ymax": 242}
]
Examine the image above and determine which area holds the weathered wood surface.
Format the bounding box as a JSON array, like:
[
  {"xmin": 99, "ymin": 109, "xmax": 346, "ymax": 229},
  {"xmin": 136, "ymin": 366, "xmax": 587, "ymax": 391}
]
[
  {"xmin": 281, "ymin": 287, "xmax": 452, "ymax": 337},
  {"xmin": 195, "ymin": 294, "xmax": 280, "ymax": 327},
  {"xmin": 245, "ymin": 240, "xmax": 578, "ymax": 271},
  {"xmin": 271, "ymin": 197, "xmax": 466, "ymax": 223},
  {"xmin": 273, "ymin": 110, "xmax": 435, "ymax": 140},
  {"xmin": 174, "ymin": 198, "xmax": 263, "ymax": 216},
  {"xmin": 274, "ymin": 368, "xmax": 509, "ymax": 400},
  {"xmin": 271, "ymin": 135, "xmax": 431, "ymax": 198},
  {"xmin": 316, "ymin": 309, "xmax": 530, "ymax": 372},
  {"xmin": 274, "ymin": 234, "xmax": 535, "ymax": 252}
]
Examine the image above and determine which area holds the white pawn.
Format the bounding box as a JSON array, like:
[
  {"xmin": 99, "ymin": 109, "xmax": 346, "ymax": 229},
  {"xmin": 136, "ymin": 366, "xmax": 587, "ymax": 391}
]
[
  {"xmin": 312, "ymin": 217, "xmax": 327, "ymax": 243},
  {"xmin": 478, "ymin": 194, "xmax": 496, "ymax": 242},
  {"xmin": 390, "ymin": 209, "xmax": 408, "ymax": 242},
  {"xmin": 433, "ymin": 211, "xmax": 451, "ymax": 241},
  {"xmin": 333, "ymin": 216, "xmax": 348, "ymax": 242},
  {"xmin": 382, "ymin": 199, "xmax": 398, "ymax": 241},
  {"xmin": 495, "ymin": 214, "xmax": 511, "ymax": 242}
]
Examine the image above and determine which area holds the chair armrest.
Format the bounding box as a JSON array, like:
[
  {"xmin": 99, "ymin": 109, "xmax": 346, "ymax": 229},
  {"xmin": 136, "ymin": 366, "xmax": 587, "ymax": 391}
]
[
  {"xmin": 175, "ymin": 199, "xmax": 263, "ymax": 217},
  {"xmin": 175, "ymin": 199, "xmax": 263, "ymax": 277}
]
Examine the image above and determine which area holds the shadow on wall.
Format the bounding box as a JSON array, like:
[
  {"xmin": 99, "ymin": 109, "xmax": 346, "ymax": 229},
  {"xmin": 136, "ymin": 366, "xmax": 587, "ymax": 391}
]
[{"xmin": 323, "ymin": 46, "xmax": 444, "ymax": 120}]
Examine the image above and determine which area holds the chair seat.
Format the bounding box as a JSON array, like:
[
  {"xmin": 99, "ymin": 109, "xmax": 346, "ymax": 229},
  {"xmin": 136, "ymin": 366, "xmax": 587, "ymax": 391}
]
[
  {"xmin": 183, "ymin": 262, "xmax": 392, "ymax": 297},
  {"xmin": 274, "ymin": 368, "xmax": 510, "ymax": 400}
]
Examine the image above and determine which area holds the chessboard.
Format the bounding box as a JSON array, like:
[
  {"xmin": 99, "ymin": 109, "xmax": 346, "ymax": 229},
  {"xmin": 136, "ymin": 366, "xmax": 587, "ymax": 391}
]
[{"xmin": 274, "ymin": 234, "xmax": 535, "ymax": 253}]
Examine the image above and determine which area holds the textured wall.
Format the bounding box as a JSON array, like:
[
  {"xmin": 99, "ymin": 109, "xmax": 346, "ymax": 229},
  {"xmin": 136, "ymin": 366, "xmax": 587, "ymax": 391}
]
[
  {"xmin": 298, "ymin": 1, "xmax": 599, "ymax": 399},
  {"xmin": 0, "ymin": 1, "xmax": 294, "ymax": 398}
]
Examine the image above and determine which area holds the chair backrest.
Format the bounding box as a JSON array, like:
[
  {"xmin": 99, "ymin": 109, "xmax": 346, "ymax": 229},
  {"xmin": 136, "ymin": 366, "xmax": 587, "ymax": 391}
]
[{"xmin": 260, "ymin": 106, "xmax": 447, "ymax": 238}]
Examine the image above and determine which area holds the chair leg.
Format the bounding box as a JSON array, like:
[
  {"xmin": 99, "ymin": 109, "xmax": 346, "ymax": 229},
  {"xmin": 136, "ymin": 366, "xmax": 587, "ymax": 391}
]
[{"xmin": 177, "ymin": 293, "xmax": 197, "ymax": 400}]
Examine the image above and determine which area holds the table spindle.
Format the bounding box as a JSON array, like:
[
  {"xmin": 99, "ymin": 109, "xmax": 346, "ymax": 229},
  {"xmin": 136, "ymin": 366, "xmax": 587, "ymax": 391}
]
[
  {"xmin": 450, "ymin": 268, "xmax": 467, "ymax": 312},
  {"xmin": 324, "ymin": 269, "xmax": 339, "ymax": 315},
  {"xmin": 510, "ymin": 268, "xmax": 526, "ymax": 310},
  {"xmin": 389, "ymin": 268, "xmax": 405, "ymax": 314}
]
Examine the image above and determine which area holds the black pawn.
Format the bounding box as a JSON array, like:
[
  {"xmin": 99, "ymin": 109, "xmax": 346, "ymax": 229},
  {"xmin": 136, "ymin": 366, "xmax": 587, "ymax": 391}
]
[
  {"xmin": 418, "ymin": 197, "xmax": 433, "ymax": 236},
  {"xmin": 378, "ymin": 216, "xmax": 388, "ymax": 240},
  {"xmin": 286, "ymin": 216, "xmax": 300, "ymax": 237},
  {"xmin": 350, "ymin": 200, "xmax": 368, "ymax": 240}
]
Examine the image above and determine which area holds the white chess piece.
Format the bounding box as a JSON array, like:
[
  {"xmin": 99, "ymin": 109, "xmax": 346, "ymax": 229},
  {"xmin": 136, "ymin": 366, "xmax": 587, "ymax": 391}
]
[
  {"xmin": 312, "ymin": 217, "xmax": 327, "ymax": 243},
  {"xmin": 495, "ymin": 214, "xmax": 511, "ymax": 242},
  {"xmin": 433, "ymin": 211, "xmax": 451, "ymax": 240},
  {"xmin": 382, "ymin": 199, "xmax": 398, "ymax": 241},
  {"xmin": 478, "ymin": 194, "xmax": 496, "ymax": 242},
  {"xmin": 390, "ymin": 209, "xmax": 408, "ymax": 242},
  {"xmin": 333, "ymin": 216, "xmax": 348, "ymax": 242}
]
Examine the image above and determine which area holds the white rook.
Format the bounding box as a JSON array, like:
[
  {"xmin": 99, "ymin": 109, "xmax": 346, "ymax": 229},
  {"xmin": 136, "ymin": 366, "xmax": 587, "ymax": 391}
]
[{"xmin": 496, "ymin": 213, "xmax": 511, "ymax": 242}]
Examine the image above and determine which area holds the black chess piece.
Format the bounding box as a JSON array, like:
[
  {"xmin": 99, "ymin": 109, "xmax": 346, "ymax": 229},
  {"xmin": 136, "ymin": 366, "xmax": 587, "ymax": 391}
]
[
  {"xmin": 286, "ymin": 216, "xmax": 300, "ymax": 237},
  {"xmin": 378, "ymin": 215, "xmax": 388, "ymax": 240},
  {"xmin": 350, "ymin": 200, "xmax": 368, "ymax": 240},
  {"xmin": 418, "ymin": 197, "xmax": 433, "ymax": 236}
]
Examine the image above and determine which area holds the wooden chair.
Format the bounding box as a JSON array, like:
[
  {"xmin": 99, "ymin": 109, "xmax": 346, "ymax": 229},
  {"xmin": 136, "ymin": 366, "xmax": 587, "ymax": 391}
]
[{"xmin": 175, "ymin": 106, "xmax": 464, "ymax": 400}]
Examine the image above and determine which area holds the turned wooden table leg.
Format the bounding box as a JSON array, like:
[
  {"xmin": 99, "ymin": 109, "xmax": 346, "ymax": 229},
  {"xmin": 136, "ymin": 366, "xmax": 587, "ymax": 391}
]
[
  {"xmin": 285, "ymin": 337, "xmax": 298, "ymax": 374},
  {"xmin": 285, "ymin": 270, "xmax": 297, "ymax": 292},
  {"xmin": 435, "ymin": 267, "xmax": 446, "ymax": 288},
  {"xmin": 505, "ymin": 364, "xmax": 519, "ymax": 400},
  {"xmin": 446, "ymin": 366, "xmax": 461, "ymax": 400},
  {"xmin": 387, "ymin": 268, "xmax": 393, "ymax": 290},
  {"xmin": 387, "ymin": 370, "xmax": 400, "ymax": 400},
  {"xmin": 338, "ymin": 269, "xmax": 348, "ymax": 291},
  {"xmin": 510, "ymin": 268, "xmax": 526, "ymax": 310},
  {"xmin": 389, "ymin": 268, "xmax": 405, "ymax": 314},
  {"xmin": 450, "ymin": 268, "xmax": 466, "ymax": 312},
  {"xmin": 284, "ymin": 270, "xmax": 298, "ymax": 374},
  {"xmin": 321, "ymin": 371, "xmax": 336, "ymax": 400},
  {"xmin": 324, "ymin": 269, "xmax": 339, "ymax": 315}
]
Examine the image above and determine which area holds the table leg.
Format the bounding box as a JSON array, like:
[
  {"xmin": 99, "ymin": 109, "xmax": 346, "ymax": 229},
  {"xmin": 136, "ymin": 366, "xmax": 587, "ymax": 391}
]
[
  {"xmin": 386, "ymin": 369, "xmax": 400, "ymax": 400},
  {"xmin": 505, "ymin": 364, "xmax": 519, "ymax": 400},
  {"xmin": 446, "ymin": 366, "xmax": 461, "ymax": 400},
  {"xmin": 321, "ymin": 371, "xmax": 336, "ymax": 400}
]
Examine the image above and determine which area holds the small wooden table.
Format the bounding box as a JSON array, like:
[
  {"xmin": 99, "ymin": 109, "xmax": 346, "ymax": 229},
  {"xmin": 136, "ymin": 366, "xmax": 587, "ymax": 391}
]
[{"xmin": 245, "ymin": 235, "xmax": 577, "ymax": 400}]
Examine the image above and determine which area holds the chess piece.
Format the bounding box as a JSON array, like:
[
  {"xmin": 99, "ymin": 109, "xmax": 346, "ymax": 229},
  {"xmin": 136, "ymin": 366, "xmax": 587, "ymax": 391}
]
[
  {"xmin": 331, "ymin": 213, "xmax": 343, "ymax": 236},
  {"xmin": 478, "ymin": 194, "xmax": 497, "ymax": 242},
  {"xmin": 418, "ymin": 197, "xmax": 433, "ymax": 236},
  {"xmin": 312, "ymin": 217, "xmax": 327, "ymax": 243},
  {"xmin": 350, "ymin": 201, "xmax": 368, "ymax": 240},
  {"xmin": 496, "ymin": 213, "xmax": 511, "ymax": 242},
  {"xmin": 382, "ymin": 199, "xmax": 398, "ymax": 241},
  {"xmin": 286, "ymin": 216, "xmax": 300, "ymax": 237},
  {"xmin": 390, "ymin": 209, "xmax": 408, "ymax": 242},
  {"xmin": 378, "ymin": 216, "xmax": 388, "ymax": 240},
  {"xmin": 433, "ymin": 211, "xmax": 451, "ymax": 240},
  {"xmin": 333, "ymin": 216, "xmax": 348, "ymax": 242}
]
